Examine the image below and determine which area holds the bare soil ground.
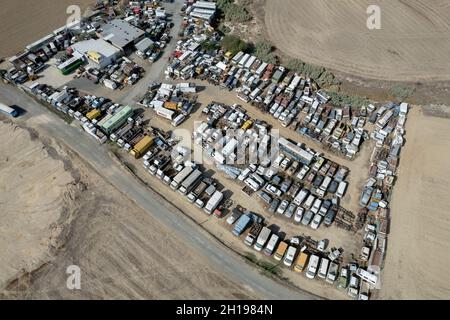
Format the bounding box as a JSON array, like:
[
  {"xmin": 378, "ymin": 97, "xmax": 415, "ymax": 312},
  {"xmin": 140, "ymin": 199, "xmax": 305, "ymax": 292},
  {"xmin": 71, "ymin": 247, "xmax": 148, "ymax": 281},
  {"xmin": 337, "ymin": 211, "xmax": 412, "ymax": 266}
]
[
  {"xmin": 0, "ymin": 0, "xmax": 93, "ymax": 58},
  {"xmin": 264, "ymin": 0, "xmax": 450, "ymax": 82},
  {"xmin": 0, "ymin": 119, "xmax": 258, "ymax": 299},
  {"xmin": 380, "ymin": 107, "xmax": 450, "ymax": 299}
]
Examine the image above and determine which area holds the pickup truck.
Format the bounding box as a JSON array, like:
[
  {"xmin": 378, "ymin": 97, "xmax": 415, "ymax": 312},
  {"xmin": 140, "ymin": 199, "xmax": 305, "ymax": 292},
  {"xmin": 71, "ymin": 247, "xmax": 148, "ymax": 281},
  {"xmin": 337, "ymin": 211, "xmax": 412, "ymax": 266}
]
[
  {"xmin": 337, "ymin": 267, "xmax": 349, "ymax": 289},
  {"xmin": 244, "ymin": 222, "xmax": 263, "ymax": 246}
]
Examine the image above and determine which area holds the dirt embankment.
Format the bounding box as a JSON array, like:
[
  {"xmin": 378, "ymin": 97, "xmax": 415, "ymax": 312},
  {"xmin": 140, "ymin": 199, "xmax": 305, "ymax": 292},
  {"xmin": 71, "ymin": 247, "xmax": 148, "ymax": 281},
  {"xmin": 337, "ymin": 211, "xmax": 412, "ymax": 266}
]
[{"xmin": 0, "ymin": 119, "xmax": 258, "ymax": 299}]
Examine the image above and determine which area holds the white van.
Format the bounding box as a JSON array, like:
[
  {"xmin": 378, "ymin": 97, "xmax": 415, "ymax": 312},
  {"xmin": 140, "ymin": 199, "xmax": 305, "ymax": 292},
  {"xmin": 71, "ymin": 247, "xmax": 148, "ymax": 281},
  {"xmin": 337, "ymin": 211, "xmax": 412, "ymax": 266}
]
[
  {"xmin": 283, "ymin": 246, "xmax": 297, "ymax": 267},
  {"xmin": 317, "ymin": 176, "xmax": 332, "ymax": 197},
  {"xmin": 306, "ymin": 255, "xmax": 320, "ymax": 279},
  {"xmin": 304, "ymin": 195, "xmax": 316, "ymax": 209},
  {"xmin": 238, "ymin": 168, "xmax": 251, "ymax": 181},
  {"xmin": 318, "ymin": 258, "xmax": 330, "ymax": 279},
  {"xmin": 171, "ymin": 114, "xmax": 186, "ymax": 127},
  {"xmin": 293, "ymin": 189, "xmax": 309, "ymax": 206},
  {"xmin": 336, "ymin": 181, "xmax": 348, "ymax": 198},
  {"xmin": 311, "ymin": 199, "xmax": 322, "ymax": 214},
  {"xmin": 326, "ymin": 262, "xmax": 339, "ymax": 284},
  {"xmin": 263, "ymin": 234, "xmax": 279, "ymax": 256},
  {"xmin": 254, "ymin": 227, "xmax": 271, "ymax": 252}
]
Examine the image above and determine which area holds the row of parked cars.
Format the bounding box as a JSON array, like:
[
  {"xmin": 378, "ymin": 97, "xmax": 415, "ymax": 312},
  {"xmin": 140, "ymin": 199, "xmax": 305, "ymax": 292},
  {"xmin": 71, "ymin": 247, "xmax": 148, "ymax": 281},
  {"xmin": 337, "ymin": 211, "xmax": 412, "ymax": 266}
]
[
  {"xmin": 238, "ymin": 151, "xmax": 348, "ymax": 230},
  {"xmin": 228, "ymin": 215, "xmax": 369, "ymax": 300}
]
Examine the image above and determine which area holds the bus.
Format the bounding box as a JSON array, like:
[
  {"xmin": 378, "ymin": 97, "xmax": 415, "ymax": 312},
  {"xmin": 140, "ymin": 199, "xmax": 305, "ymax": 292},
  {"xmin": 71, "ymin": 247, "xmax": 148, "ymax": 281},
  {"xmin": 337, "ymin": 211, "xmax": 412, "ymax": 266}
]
[{"xmin": 0, "ymin": 103, "xmax": 18, "ymax": 117}]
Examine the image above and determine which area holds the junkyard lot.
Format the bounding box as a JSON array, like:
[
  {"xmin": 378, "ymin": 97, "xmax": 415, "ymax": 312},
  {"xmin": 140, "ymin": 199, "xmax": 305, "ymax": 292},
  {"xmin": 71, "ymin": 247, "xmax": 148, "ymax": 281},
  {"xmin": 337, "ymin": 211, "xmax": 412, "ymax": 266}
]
[{"xmin": 134, "ymin": 81, "xmax": 376, "ymax": 299}]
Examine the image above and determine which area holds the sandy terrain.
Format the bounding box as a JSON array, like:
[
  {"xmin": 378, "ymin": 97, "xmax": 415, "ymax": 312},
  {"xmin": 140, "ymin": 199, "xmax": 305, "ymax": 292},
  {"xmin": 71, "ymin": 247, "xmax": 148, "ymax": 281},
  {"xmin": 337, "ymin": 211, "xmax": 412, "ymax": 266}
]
[
  {"xmin": 380, "ymin": 107, "xmax": 450, "ymax": 299},
  {"xmin": 0, "ymin": 119, "xmax": 258, "ymax": 299},
  {"xmin": 0, "ymin": 121, "xmax": 76, "ymax": 288},
  {"xmin": 0, "ymin": 0, "xmax": 93, "ymax": 58},
  {"xmin": 264, "ymin": 0, "xmax": 450, "ymax": 82}
]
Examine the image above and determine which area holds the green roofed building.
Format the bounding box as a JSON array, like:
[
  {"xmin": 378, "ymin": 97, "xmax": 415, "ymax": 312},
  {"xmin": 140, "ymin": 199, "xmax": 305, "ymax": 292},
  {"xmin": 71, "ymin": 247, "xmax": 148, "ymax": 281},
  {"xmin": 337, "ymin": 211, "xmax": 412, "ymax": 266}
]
[{"xmin": 100, "ymin": 106, "xmax": 133, "ymax": 134}]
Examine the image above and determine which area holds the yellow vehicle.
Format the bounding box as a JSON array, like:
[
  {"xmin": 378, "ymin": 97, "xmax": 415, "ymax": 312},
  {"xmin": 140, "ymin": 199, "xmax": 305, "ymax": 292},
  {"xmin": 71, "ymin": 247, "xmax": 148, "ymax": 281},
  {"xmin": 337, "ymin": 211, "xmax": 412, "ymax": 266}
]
[
  {"xmin": 164, "ymin": 101, "xmax": 178, "ymax": 111},
  {"xmin": 224, "ymin": 51, "xmax": 234, "ymax": 61},
  {"xmin": 86, "ymin": 109, "xmax": 101, "ymax": 121},
  {"xmin": 274, "ymin": 241, "xmax": 288, "ymax": 261},
  {"xmin": 294, "ymin": 252, "xmax": 309, "ymax": 273},
  {"xmin": 241, "ymin": 120, "xmax": 253, "ymax": 131},
  {"xmin": 195, "ymin": 66, "xmax": 204, "ymax": 75},
  {"xmin": 130, "ymin": 136, "xmax": 154, "ymax": 159}
]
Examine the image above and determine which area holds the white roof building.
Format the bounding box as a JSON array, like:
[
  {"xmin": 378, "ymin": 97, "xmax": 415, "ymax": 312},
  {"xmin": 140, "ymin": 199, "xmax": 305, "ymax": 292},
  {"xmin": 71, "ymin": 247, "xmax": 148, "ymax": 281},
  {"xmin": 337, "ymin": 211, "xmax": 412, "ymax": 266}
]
[{"xmin": 71, "ymin": 39, "xmax": 121, "ymax": 68}]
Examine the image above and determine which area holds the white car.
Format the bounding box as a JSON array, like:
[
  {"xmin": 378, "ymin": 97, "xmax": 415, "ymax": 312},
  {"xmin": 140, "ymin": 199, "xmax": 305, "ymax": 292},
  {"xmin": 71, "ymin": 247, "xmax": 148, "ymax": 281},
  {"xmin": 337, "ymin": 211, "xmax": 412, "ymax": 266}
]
[
  {"xmin": 277, "ymin": 200, "xmax": 289, "ymax": 215},
  {"xmin": 328, "ymin": 249, "xmax": 341, "ymax": 261},
  {"xmin": 294, "ymin": 207, "xmax": 304, "ymax": 223},
  {"xmin": 265, "ymin": 184, "xmax": 282, "ymax": 197},
  {"xmin": 310, "ymin": 214, "xmax": 323, "ymax": 230},
  {"xmin": 317, "ymin": 239, "xmax": 327, "ymax": 252}
]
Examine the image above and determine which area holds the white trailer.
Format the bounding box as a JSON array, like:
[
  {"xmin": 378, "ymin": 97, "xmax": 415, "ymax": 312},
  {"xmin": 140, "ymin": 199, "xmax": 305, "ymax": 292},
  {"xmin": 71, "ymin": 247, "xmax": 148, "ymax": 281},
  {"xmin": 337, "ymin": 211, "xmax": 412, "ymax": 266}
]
[
  {"xmin": 204, "ymin": 191, "xmax": 224, "ymax": 214},
  {"xmin": 286, "ymin": 75, "xmax": 302, "ymax": 93},
  {"xmin": 244, "ymin": 55, "xmax": 256, "ymax": 70},
  {"xmin": 232, "ymin": 51, "xmax": 244, "ymax": 64},
  {"xmin": 178, "ymin": 169, "xmax": 202, "ymax": 195},
  {"xmin": 238, "ymin": 53, "xmax": 250, "ymax": 67},
  {"xmin": 154, "ymin": 106, "xmax": 175, "ymax": 120},
  {"xmin": 103, "ymin": 79, "xmax": 118, "ymax": 90},
  {"xmin": 170, "ymin": 166, "xmax": 194, "ymax": 190},
  {"xmin": 255, "ymin": 62, "xmax": 268, "ymax": 77},
  {"xmin": 0, "ymin": 102, "xmax": 18, "ymax": 117}
]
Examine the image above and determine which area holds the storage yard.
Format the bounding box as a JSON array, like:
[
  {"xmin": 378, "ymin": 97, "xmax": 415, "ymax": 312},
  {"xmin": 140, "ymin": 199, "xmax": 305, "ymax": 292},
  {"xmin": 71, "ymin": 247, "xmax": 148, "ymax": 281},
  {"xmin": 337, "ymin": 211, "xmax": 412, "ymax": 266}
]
[{"xmin": 1, "ymin": 0, "xmax": 450, "ymax": 301}]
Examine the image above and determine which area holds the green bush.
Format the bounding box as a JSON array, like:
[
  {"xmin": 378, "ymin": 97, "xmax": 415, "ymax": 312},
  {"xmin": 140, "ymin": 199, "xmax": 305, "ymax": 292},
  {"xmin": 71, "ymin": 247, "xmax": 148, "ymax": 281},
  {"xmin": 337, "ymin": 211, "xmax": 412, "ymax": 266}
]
[
  {"xmin": 200, "ymin": 40, "xmax": 220, "ymax": 52},
  {"xmin": 217, "ymin": 0, "xmax": 252, "ymax": 23},
  {"xmin": 390, "ymin": 85, "xmax": 415, "ymax": 102},
  {"xmin": 286, "ymin": 59, "xmax": 340, "ymax": 87},
  {"xmin": 252, "ymin": 41, "xmax": 278, "ymax": 64},
  {"xmin": 220, "ymin": 35, "xmax": 249, "ymax": 55},
  {"xmin": 217, "ymin": 23, "xmax": 231, "ymax": 35},
  {"xmin": 326, "ymin": 90, "xmax": 370, "ymax": 108}
]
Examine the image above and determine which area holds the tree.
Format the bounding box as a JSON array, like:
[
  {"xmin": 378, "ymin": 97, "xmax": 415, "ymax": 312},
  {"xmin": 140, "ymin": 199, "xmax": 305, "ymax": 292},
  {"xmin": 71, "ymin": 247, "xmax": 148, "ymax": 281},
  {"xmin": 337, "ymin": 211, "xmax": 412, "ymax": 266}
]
[
  {"xmin": 217, "ymin": 0, "xmax": 252, "ymax": 23},
  {"xmin": 220, "ymin": 35, "xmax": 249, "ymax": 55},
  {"xmin": 252, "ymin": 41, "xmax": 278, "ymax": 64}
]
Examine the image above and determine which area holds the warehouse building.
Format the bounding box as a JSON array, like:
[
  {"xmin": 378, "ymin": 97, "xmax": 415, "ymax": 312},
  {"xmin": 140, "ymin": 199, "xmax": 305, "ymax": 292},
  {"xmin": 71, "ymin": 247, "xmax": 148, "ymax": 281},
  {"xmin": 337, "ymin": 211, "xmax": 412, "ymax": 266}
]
[
  {"xmin": 71, "ymin": 39, "xmax": 122, "ymax": 68},
  {"xmin": 100, "ymin": 106, "xmax": 134, "ymax": 134},
  {"xmin": 101, "ymin": 19, "xmax": 145, "ymax": 51}
]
